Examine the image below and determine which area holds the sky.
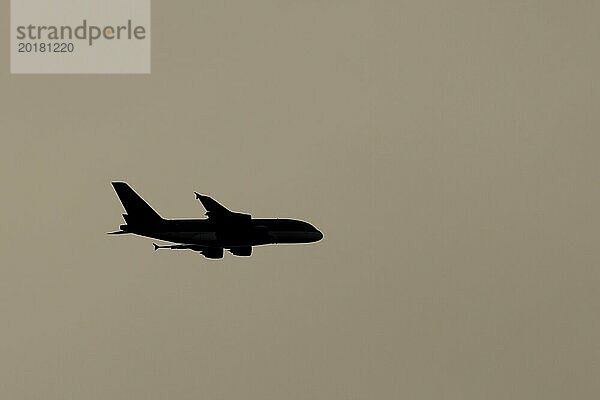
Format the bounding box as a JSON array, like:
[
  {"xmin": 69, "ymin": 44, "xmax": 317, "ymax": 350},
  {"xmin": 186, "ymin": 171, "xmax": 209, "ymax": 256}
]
[{"xmin": 1, "ymin": 1, "xmax": 599, "ymax": 399}]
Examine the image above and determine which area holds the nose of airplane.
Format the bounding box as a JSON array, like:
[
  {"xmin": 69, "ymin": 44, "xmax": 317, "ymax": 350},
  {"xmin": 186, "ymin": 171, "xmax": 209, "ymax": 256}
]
[
  {"xmin": 312, "ymin": 229, "xmax": 323, "ymax": 242},
  {"xmin": 317, "ymin": 230, "xmax": 323, "ymax": 241}
]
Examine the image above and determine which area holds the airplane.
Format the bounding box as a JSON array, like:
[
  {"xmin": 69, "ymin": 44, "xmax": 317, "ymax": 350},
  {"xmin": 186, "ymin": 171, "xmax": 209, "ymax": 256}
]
[{"xmin": 109, "ymin": 182, "xmax": 323, "ymax": 259}]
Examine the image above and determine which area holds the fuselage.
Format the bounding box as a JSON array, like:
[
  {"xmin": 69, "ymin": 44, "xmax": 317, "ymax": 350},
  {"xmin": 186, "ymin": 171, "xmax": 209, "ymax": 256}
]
[{"xmin": 121, "ymin": 218, "xmax": 323, "ymax": 248}]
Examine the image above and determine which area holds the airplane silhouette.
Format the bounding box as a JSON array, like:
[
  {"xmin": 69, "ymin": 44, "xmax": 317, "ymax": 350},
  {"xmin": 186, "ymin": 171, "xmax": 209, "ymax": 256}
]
[{"xmin": 109, "ymin": 182, "xmax": 323, "ymax": 259}]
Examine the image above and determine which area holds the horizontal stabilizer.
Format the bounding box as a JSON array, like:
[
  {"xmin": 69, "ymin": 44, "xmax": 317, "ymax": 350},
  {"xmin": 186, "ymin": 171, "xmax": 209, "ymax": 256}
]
[{"xmin": 107, "ymin": 231, "xmax": 129, "ymax": 235}]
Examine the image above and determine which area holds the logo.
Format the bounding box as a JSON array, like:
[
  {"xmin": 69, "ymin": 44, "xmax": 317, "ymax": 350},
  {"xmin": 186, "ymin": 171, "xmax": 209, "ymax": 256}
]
[{"xmin": 11, "ymin": 0, "xmax": 151, "ymax": 74}]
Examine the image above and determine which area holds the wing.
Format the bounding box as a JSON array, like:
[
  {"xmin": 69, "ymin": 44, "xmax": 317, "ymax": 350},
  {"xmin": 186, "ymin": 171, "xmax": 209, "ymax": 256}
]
[
  {"xmin": 194, "ymin": 192, "xmax": 230, "ymax": 217},
  {"xmin": 228, "ymin": 246, "xmax": 252, "ymax": 257},
  {"xmin": 153, "ymin": 243, "xmax": 224, "ymax": 259},
  {"xmin": 194, "ymin": 192, "xmax": 251, "ymax": 221}
]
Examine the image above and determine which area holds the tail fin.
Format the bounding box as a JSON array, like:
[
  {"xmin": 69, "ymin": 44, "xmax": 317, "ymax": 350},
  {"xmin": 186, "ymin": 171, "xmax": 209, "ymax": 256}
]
[{"xmin": 112, "ymin": 182, "xmax": 163, "ymax": 223}]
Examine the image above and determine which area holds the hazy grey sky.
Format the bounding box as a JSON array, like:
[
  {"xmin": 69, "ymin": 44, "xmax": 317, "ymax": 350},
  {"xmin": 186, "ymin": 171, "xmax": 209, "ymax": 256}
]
[{"xmin": 1, "ymin": 1, "xmax": 598, "ymax": 399}]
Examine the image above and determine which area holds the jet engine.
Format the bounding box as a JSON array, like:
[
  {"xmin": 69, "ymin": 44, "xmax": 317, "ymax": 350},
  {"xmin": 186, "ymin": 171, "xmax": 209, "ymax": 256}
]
[{"xmin": 202, "ymin": 247, "xmax": 224, "ymax": 259}]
